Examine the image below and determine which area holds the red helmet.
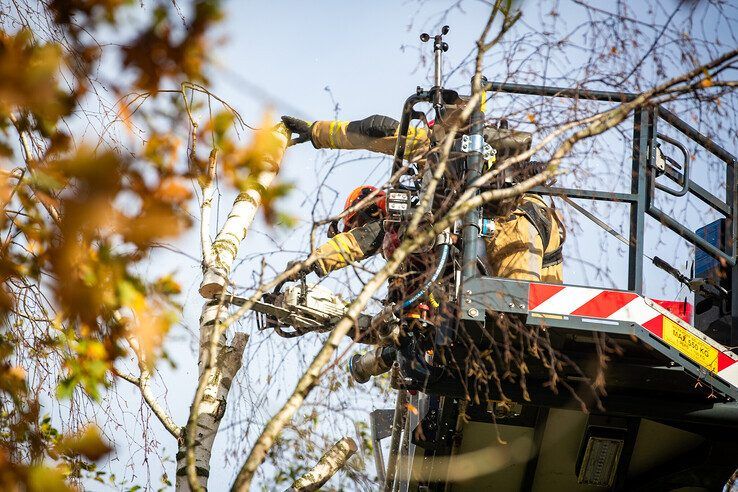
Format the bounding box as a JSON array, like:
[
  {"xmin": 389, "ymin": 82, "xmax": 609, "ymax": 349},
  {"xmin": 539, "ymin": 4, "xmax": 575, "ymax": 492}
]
[{"xmin": 343, "ymin": 185, "xmax": 386, "ymax": 231}]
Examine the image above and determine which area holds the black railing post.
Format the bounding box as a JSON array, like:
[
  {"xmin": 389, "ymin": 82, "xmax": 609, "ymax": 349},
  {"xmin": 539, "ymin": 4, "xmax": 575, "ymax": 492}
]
[
  {"xmin": 628, "ymin": 107, "xmax": 651, "ymax": 294},
  {"xmin": 461, "ymin": 103, "xmax": 484, "ymax": 283},
  {"xmin": 392, "ymin": 92, "xmax": 431, "ymax": 174},
  {"xmin": 728, "ymin": 156, "xmax": 738, "ymax": 347}
]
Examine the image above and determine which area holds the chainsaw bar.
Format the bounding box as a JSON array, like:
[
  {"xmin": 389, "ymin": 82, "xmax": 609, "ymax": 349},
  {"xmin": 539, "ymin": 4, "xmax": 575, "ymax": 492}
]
[
  {"xmin": 220, "ymin": 289, "xmax": 375, "ymax": 340},
  {"xmin": 221, "ymin": 294, "xmax": 328, "ymax": 330}
]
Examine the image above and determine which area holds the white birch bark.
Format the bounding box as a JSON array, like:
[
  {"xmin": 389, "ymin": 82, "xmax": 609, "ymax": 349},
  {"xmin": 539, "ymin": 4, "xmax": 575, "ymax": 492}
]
[
  {"xmin": 199, "ymin": 126, "xmax": 290, "ymax": 298},
  {"xmin": 287, "ymin": 437, "xmax": 358, "ymax": 492},
  {"xmin": 176, "ymin": 303, "xmax": 248, "ymax": 490},
  {"xmin": 180, "ymin": 123, "xmax": 290, "ymax": 490}
]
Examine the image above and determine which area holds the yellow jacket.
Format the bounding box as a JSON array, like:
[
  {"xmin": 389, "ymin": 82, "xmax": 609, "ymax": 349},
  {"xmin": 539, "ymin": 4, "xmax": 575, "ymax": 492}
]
[{"xmin": 484, "ymin": 194, "xmax": 563, "ymax": 283}]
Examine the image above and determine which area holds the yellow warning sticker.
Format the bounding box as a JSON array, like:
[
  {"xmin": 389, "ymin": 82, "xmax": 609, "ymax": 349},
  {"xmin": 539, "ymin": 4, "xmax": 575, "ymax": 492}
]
[{"xmin": 662, "ymin": 317, "xmax": 718, "ymax": 372}]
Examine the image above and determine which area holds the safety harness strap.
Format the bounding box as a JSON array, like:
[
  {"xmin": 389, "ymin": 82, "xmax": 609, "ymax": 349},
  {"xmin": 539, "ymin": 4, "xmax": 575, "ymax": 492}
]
[
  {"xmin": 519, "ymin": 201, "xmax": 552, "ymax": 248},
  {"xmin": 518, "ymin": 200, "xmax": 564, "ymax": 268},
  {"xmin": 542, "ymin": 247, "xmax": 563, "ymax": 267}
]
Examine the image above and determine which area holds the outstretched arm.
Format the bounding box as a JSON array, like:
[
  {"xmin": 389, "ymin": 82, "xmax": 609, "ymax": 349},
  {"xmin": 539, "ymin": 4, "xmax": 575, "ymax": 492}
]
[{"xmin": 283, "ymin": 114, "xmax": 430, "ymax": 162}]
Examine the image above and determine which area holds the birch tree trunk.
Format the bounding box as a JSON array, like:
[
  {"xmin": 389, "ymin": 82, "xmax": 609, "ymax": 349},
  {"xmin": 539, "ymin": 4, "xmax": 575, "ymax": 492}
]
[
  {"xmin": 178, "ymin": 123, "xmax": 290, "ymax": 490},
  {"xmin": 200, "ymin": 125, "xmax": 290, "ymax": 298},
  {"xmin": 176, "ymin": 303, "xmax": 248, "ymax": 489}
]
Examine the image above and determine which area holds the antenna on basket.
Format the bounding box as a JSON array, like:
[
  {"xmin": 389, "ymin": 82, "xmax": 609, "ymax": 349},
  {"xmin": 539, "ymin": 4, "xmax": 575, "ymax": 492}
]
[{"xmin": 420, "ymin": 25, "xmax": 449, "ymax": 122}]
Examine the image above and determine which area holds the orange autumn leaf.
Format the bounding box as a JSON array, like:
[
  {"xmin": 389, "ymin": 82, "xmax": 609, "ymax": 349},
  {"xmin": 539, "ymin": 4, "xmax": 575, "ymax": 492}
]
[
  {"xmin": 116, "ymin": 97, "xmax": 134, "ymax": 135},
  {"xmin": 0, "ymin": 172, "xmax": 11, "ymax": 208},
  {"xmin": 405, "ymin": 402, "xmax": 419, "ymax": 415},
  {"xmin": 127, "ymin": 300, "xmax": 177, "ymax": 366},
  {"xmin": 7, "ymin": 365, "xmax": 26, "ymax": 381},
  {"xmin": 527, "ymin": 113, "xmax": 536, "ymax": 123},
  {"xmin": 1, "ymin": 365, "xmax": 27, "ymax": 394},
  {"xmin": 143, "ymin": 133, "xmax": 181, "ymax": 171},
  {"xmin": 156, "ymin": 176, "xmax": 192, "ymax": 204},
  {"xmin": 699, "ymin": 68, "xmax": 713, "ymax": 88}
]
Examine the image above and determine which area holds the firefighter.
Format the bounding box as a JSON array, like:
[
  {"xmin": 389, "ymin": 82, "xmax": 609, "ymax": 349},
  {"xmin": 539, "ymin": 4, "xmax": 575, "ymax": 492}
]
[
  {"xmin": 485, "ymin": 192, "xmax": 564, "ymax": 283},
  {"xmin": 288, "ymin": 185, "xmax": 387, "ymax": 279},
  {"xmin": 282, "ymin": 114, "xmax": 564, "ymax": 284}
]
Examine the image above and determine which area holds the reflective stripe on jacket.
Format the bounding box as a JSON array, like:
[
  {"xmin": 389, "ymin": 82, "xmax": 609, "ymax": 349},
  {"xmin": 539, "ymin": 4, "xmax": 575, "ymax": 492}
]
[{"xmin": 310, "ymin": 115, "xmax": 430, "ymax": 163}]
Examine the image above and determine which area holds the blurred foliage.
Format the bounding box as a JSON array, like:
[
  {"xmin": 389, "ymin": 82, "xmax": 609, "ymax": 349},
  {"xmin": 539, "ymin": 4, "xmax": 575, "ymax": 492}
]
[
  {"xmin": 219, "ymin": 114, "xmax": 295, "ymax": 225},
  {"xmin": 0, "ymin": 0, "xmax": 288, "ymax": 489},
  {"xmin": 0, "ymin": 0, "xmax": 312, "ymax": 489},
  {"xmin": 122, "ymin": 1, "xmax": 222, "ymax": 91}
]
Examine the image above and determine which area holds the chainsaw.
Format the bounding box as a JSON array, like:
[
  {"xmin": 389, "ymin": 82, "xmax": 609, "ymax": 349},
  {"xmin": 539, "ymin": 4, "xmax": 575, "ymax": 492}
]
[{"xmin": 224, "ymin": 278, "xmax": 373, "ymax": 339}]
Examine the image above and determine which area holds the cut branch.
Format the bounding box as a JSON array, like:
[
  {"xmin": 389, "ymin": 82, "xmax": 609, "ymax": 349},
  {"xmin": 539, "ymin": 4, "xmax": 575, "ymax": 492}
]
[
  {"xmin": 177, "ymin": 302, "xmax": 248, "ymax": 490},
  {"xmin": 199, "ymin": 126, "xmax": 290, "ymax": 297},
  {"xmin": 286, "ymin": 437, "xmax": 358, "ymax": 492}
]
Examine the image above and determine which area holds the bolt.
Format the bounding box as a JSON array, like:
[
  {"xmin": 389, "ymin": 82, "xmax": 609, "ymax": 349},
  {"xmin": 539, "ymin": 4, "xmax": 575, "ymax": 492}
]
[
  {"xmin": 465, "ymin": 290, "xmax": 472, "ymax": 295},
  {"xmin": 518, "ymin": 304, "xmax": 526, "ymax": 309},
  {"xmin": 468, "ymin": 308, "xmax": 479, "ymax": 317},
  {"xmin": 465, "ymin": 298, "xmax": 472, "ymax": 304},
  {"xmin": 508, "ymin": 302, "xmax": 515, "ymax": 308}
]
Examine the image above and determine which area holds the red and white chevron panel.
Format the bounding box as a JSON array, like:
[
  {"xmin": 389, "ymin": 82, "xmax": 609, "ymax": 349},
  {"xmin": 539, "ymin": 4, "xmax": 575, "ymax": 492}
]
[{"xmin": 527, "ymin": 283, "xmax": 738, "ymax": 387}]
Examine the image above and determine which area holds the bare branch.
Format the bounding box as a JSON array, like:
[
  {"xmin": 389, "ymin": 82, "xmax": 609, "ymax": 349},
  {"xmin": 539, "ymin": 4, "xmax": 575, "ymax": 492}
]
[
  {"xmin": 120, "ymin": 336, "xmax": 182, "ymax": 440},
  {"xmin": 200, "ymin": 148, "xmax": 218, "ymax": 268}
]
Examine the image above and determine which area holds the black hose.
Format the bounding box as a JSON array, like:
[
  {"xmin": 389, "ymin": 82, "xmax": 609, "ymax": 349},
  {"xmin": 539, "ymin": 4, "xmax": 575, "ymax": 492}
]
[{"xmin": 400, "ymin": 242, "xmax": 450, "ymax": 310}]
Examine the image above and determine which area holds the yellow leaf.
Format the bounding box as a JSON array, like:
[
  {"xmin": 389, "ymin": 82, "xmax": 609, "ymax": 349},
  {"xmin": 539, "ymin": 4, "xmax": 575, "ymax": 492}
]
[
  {"xmin": 117, "ymin": 279, "xmax": 145, "ymax": 311},
  {"xmin": 56, "ymin": 425, "xmax": 112, "ymax": 461},
  {"xmin": 84, "ymin": 341, "xmax": 107, "ymax": 360},
  {"xmin": 527, "ymin": 114, "xmax": 536, "ymax": 123},
  {"xmin": 405, "ymin": 402, "xmax": 419, "ymax": 415},
  {"xmin": 27, "ymin": 465, "xmax": 72, "ymax": 492},
  {"xmin": 154, "ymin": 274, "xmax": 181, "ymax": 295}
]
